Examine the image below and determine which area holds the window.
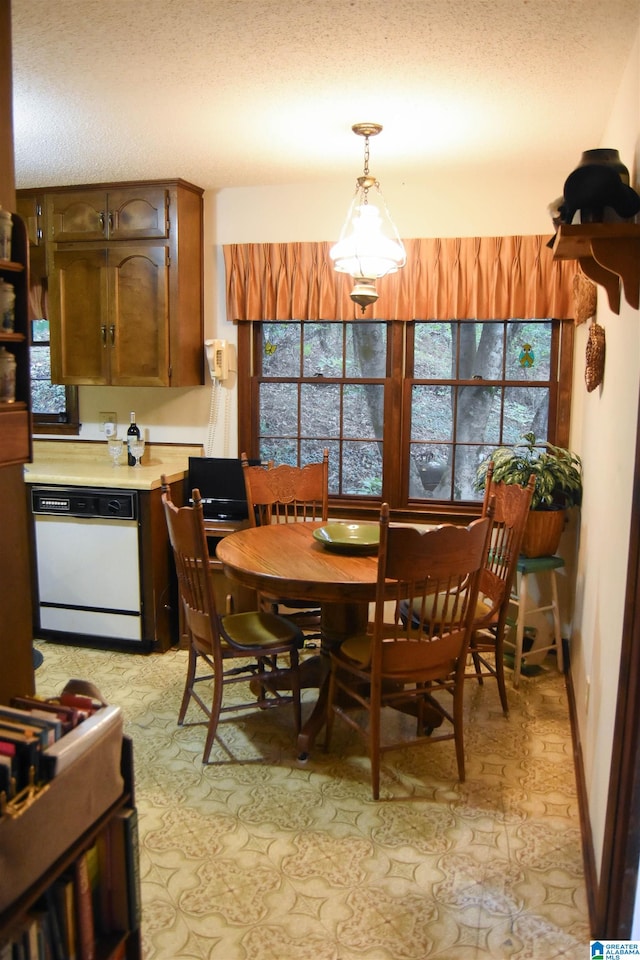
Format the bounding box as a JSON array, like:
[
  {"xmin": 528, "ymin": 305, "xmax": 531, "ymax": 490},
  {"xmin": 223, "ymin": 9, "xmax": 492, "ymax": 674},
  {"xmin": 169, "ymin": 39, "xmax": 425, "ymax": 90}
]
[
  {"xmin": 408, "ymin": 319, "xmax": 555, "ymax": 502},
  {"xmin": 239, "ymin": 318, "xmax": 572, "ymax": 513},
  {"xmin": 30, "ymin": 318, "xmax": 79, "ymax": 433}
]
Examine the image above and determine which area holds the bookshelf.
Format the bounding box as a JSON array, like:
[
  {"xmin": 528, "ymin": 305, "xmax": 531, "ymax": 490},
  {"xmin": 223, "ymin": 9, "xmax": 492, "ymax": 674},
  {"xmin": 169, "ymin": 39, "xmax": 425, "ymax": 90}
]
[
  {"xmin": 0, "ymin": 212, "xmax": 31, "ymax": 466},
  {"xmin": 0, "ymin": 736, "xmax": 141, "ymax": 960}
]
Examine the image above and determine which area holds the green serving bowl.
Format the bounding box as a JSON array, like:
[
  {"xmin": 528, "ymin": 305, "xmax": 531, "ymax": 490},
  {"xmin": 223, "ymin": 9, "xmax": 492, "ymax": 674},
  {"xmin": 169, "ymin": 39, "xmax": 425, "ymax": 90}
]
[{"xmin": 313, "ymin": 522, "xmax": 380, "ymax": 554}]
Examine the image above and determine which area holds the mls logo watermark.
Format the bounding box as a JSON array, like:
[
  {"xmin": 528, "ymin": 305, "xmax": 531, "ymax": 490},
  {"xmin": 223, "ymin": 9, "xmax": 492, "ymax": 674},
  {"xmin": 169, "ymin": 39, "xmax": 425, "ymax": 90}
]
[{"xmin": 591, "ymin": 941, "xmax": 640, "ymax": 958}]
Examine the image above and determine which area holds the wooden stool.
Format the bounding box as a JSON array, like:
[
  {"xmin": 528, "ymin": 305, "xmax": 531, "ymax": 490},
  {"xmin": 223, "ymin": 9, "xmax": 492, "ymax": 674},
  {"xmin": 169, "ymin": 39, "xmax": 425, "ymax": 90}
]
[{"xmin": 507, "ymin": 555, "xmax": 565, "ymax": 688}]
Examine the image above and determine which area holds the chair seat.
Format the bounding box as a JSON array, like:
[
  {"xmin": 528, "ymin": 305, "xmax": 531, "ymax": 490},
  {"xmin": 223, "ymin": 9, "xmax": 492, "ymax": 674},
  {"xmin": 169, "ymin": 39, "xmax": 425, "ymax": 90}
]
[
  {"xmin": 337, "ymin": 632, "xmax": 371, "ymax": 666},
  {"xmin": 401, "ymin": 593, "xmax": 496, "ymax": 628},
  {"xmin": 221, "ymin": 611, "xmax": 304, "ymax": 650}
]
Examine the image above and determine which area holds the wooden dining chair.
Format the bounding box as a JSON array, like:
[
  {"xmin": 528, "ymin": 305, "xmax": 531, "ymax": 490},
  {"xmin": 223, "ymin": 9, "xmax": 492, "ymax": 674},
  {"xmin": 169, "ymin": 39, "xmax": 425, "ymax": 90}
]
[
  {"xmin": 465, "ymin": 464, "xmax": 536, "ymax": 714},
  {"xmin": 161, "ymin": 479, "xmax": 303, "ymax": 762},
  {"xmin": 325, "ymin": 504, "xmax": 492, "ymax": 800},
  {"xmin": 241, "ymin": 450, "xmax": 329, "ymax": 636},
  {"xmin": 241, "ymin": 450, "xmax": 329, "ymax": 527},
  {"xmin": 400, "ymin": 465, "xmax": 535, "ymax": 715}
]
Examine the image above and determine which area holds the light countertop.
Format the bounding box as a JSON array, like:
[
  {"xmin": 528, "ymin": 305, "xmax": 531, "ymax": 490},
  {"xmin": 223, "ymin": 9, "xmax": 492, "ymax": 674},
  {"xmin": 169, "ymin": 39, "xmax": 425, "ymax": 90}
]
[{"xmin": 24, "ymin": 440, "xmax": 204, "ymax": 491}]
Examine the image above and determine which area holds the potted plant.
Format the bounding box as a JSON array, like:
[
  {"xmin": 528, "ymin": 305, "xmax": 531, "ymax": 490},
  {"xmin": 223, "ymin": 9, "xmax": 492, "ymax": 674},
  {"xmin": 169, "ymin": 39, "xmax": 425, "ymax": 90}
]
[{"xmin": 475, "ymin": 432, "xmax": 583, "ymax": 557}]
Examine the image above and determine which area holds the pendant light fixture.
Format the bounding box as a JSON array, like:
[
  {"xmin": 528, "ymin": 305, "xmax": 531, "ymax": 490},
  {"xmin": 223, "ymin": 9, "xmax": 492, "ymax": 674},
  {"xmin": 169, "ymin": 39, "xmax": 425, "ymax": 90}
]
[{"xmin": 330, "ymin": 123, "xmax": 406, "ymax": 312}]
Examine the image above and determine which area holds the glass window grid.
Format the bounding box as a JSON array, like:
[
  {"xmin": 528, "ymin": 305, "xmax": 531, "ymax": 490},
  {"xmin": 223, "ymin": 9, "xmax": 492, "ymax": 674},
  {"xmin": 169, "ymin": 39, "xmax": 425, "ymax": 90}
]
[{"xmin": 251, "ymin": 318, "xmax": 562, "ymax": 509}]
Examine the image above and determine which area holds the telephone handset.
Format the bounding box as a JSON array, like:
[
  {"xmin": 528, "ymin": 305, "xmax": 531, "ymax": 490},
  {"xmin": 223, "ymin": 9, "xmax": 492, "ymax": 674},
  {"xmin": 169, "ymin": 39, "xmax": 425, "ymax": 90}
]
[
  {"xmin": 205, "ymin": 339, "xmax": 230, "ymax": 381},
  {"xmin": 205, "ymin": 339, "xmax": 235, "ymax": 455}
]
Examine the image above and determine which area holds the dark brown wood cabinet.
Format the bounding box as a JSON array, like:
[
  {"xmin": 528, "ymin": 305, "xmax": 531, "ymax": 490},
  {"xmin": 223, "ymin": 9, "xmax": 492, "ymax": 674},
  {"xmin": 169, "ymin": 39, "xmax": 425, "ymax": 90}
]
[
  {"xmin": 0, "ymin": 212, "xmax": 35, "ymax": 705},
  {"xmin": 16, "ymin": 193, "xmax": 45, "ymax": 249},
  {"xmin": 46, "ymin": 184, "xmax": 169, "ymax": 242},
  {"xmin": 49, "ymin": 244, "xmax": 170, "ymax": 386},
  {"xmin": 18, "ymin": 178, "xmax": 204, "ymax": 387}
]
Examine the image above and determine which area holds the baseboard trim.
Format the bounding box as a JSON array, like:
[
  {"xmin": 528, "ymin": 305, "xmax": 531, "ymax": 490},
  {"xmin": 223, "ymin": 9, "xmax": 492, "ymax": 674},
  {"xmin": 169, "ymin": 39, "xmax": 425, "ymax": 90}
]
[{"xmin": 565, "ymin": 660, "xmax": 598, "ymax": 933}]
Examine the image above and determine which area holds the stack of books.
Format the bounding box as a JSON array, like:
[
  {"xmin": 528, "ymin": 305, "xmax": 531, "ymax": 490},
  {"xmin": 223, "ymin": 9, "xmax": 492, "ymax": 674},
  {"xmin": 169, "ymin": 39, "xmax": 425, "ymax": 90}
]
[{"xmin": 0, "ymin": 693, "xmax": 122, "ymax": 809}]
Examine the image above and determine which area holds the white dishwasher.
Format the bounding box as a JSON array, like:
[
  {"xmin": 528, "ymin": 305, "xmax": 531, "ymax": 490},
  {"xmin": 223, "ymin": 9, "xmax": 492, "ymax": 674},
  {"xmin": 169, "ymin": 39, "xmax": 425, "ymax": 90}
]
[{"xmin": 30, "ymin": 485, "xmax": 144, "ymax": 646}]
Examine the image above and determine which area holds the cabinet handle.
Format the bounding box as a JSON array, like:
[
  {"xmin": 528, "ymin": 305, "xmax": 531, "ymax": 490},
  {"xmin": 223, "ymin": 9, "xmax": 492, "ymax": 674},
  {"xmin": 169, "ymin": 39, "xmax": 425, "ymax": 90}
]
[
  {"xmin": 109, "ymin": 324, "xmax": 115, "ymax": 345},
  {"xmin": 99, "ymin": 211, "xmax": 105, "ymax": 232},
  {"xmin": 101, "ymin": 324, "xmax": 107, "ymax": 346},
  {"xmin": 108, "ymin": 212, "xmax": 114, "ymax": 232}
]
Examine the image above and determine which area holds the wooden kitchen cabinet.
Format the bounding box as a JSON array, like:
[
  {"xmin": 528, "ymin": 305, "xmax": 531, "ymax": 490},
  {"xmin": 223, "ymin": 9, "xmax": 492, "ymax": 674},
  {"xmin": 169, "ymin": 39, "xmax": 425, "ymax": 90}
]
[
  {"xmin": 46, "ymin": 183, "xmax": 169, "ymax": 242},
  {"xmin": 18, "ymin": 178, "xmax": 204, "ymax": 387},
  {"xmin": 49, "ymin": 244, "xmax": 169, "ymax": 386},
  {"xmin": 16, "ymin": 192, "xmax": 45, "ymax": 248}
]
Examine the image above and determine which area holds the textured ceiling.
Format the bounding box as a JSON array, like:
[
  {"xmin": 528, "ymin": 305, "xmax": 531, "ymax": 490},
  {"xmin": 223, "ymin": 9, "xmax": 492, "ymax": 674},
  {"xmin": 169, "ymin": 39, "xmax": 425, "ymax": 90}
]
[{"xmin": 10, "ymin": 0, "xmax": 640, "ymax": 190}]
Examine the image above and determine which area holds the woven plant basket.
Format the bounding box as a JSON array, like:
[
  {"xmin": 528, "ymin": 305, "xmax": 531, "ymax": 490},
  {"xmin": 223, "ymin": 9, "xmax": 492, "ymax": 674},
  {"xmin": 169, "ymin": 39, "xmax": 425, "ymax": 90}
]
[
  {"xmin": 521, "ymin": 509, "xmax": 566, "ymax": 558},
  {"xmin": 585, "ymin": 320, "xmax": 606, "ymax": 392}
]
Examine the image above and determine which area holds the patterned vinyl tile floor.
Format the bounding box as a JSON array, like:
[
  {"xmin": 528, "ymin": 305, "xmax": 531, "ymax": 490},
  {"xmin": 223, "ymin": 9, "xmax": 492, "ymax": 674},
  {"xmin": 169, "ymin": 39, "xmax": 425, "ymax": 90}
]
[{"xmin": 33, "ymin": 640, "xmax": 589, "ymax": 960}]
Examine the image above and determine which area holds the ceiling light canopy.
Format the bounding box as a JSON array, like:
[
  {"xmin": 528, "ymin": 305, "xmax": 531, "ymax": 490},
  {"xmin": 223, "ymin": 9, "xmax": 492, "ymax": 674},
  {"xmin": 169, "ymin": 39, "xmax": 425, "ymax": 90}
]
[{"xmin": 330, "ymin": 122, "xmax": 406, "ymax": 312}]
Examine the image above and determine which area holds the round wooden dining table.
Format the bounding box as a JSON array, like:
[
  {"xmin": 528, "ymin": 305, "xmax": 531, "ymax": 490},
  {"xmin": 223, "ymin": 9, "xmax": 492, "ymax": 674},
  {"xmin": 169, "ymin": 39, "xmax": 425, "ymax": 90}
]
[{"xmin": 215, "ymin": 520, "xmax": 382, "ymax": 758}]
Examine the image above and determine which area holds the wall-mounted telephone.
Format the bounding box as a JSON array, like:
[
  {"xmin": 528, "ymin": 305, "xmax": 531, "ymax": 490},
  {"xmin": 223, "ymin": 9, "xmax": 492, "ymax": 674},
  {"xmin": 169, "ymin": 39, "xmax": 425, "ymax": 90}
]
[
  {"xmin": 205, "ymin": 339, "xmax": 235, "ymax": 456},
  {"xmin": 205, "ymin": 339, "xmax": 231, "ymax": 381}
]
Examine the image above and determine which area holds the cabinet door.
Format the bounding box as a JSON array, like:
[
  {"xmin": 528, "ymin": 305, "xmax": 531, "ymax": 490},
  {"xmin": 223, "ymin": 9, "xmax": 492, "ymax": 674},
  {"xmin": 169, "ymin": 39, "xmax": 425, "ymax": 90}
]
[
  {"xmin": 47, "ymin": 190, "xmax": 107, "ymax": 242},
  {"xmin": 16, "ymin": 194, "xmax": 45, "ymax": 247},
  {"xmin": 108, "ymin": 245, "xmax": 170, "ymax": 385},
  {"xmin": 49, "ymin": 247, "xmax": 109, "ymax": 384},
  {"xmin": 47, "ymin": 187, "xmax": 169, "ymax": 242},
  {"xmin": 108, "ymin": 187, "xmax": 168, "ymax": 239}
]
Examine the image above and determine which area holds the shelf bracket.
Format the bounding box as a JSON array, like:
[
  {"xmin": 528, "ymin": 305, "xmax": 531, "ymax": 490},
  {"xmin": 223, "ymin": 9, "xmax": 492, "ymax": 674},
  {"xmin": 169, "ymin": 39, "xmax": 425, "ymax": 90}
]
[
  {"xmin": 590, "ymin": 236, "xmax": 640, "ymax": 311},
  {"xmin": 578, "ymin": 255, "xmax": 621, "ymax": 314}
]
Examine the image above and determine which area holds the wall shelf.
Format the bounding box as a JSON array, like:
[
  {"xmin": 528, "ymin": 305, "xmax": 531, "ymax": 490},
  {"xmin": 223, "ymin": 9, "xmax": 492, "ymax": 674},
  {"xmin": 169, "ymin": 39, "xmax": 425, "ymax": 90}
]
[{"xmin": 552, "ymin": 223, "xmax": 640, "ymax": 315}]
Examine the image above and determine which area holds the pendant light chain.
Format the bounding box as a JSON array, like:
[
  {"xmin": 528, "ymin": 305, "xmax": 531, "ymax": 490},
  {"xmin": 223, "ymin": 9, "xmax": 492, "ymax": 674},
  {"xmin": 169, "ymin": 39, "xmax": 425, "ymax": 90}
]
[{"xmin": 362, "ymin": 135, "xmax": 370, "ymax": 204}]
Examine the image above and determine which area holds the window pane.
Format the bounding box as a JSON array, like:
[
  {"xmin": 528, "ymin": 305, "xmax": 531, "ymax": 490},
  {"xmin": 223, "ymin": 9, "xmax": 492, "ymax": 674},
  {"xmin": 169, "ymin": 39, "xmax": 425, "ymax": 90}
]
[
  {"xmin": 302, "ymin": 323, "xmax": 343, "ymax": 377},
  {"xmin": 32, "ymin": 318, "xmax": 50, "ymax": 343},
  {"xmin": 455, "ymin": 384, "xmax": 502, "ymax": 443},
  {"xmin": 343, "ymin": 384, "xmax": 384, "ymax": 439},
  {"xmin": 505, "ymin": 321, "xmax": 551, "ymax": 380},
  {"xmin": 460, "ymin": 322, "xmax": 504, "ymax": 380},
  {"xmin": 260, "ymin": 382, "xmax": 298, "ymax": 437},
  {"xmin": 502, "ymin": 386, "xmax": 549, "ymax": 443},
  {"xmin": 346, "ymin": 323, "xmax": 387, "ymax": 378},
  {"xmin": 260, "ymin": 438, "xmax": 298, "ymax": 465},
  {"xmin": 300, "ymin": 383, "xmax": 340, "ymax": 436},
  {"xmin": 30, "ymin": 344, "xmax": 51, "ymax": 381},
  {"xmin": 262, "ymin": 323, "xmax": 301, "ymax": 376},
  {"xmin": 453, "ymin": 445, "xmax": 488, "ymax": 501},
  {"xmin": 341, "ymin": 440, "xmax": 383, "ymax": 496},
  {"xmin": 300, "ymin": 439, "xmax": 340, "ymax": 492},
  {"xmin": 414, "ymin": 322, "xmax": 452, "ymax": 378},
  {"xmin": 411, "ymin": 385, "xmax": 452, "ymax": 442},
  {"xmin": 31, "ymin": 345, "xmax": 66, "ymax": 414},
  {"xmin": 410, "ymin": 443, "xmax": 450, "ymax": 500}
]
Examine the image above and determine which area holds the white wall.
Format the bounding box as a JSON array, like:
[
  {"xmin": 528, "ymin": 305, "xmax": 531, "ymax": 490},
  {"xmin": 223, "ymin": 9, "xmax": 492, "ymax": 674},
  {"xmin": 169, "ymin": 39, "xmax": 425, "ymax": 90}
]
[{"xmin": 569, "ymin": 29, "xmax": 640, "ymax": 879}]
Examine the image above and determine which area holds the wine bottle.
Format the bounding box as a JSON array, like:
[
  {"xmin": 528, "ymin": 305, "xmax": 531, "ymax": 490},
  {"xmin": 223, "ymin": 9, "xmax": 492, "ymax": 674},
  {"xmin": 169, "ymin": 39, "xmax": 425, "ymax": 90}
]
[{"xmin": 127, "ymin": 412, "xmax": 140, "ymax": 466}]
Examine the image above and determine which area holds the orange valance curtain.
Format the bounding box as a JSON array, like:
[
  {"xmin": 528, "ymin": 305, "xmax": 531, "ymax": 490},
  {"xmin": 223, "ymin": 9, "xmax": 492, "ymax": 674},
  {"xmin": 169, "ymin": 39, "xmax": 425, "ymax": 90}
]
[{"xmin": 223, "ymin": 235, "xmax": 577, "ymax": 322}]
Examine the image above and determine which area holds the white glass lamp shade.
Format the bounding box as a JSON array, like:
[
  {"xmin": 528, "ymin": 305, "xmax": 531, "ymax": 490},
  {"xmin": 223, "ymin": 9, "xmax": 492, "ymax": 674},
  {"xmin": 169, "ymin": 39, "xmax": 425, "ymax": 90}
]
[{"xmin": 330, "ymin": 187, "xmax": 406, "ymax": 280}]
